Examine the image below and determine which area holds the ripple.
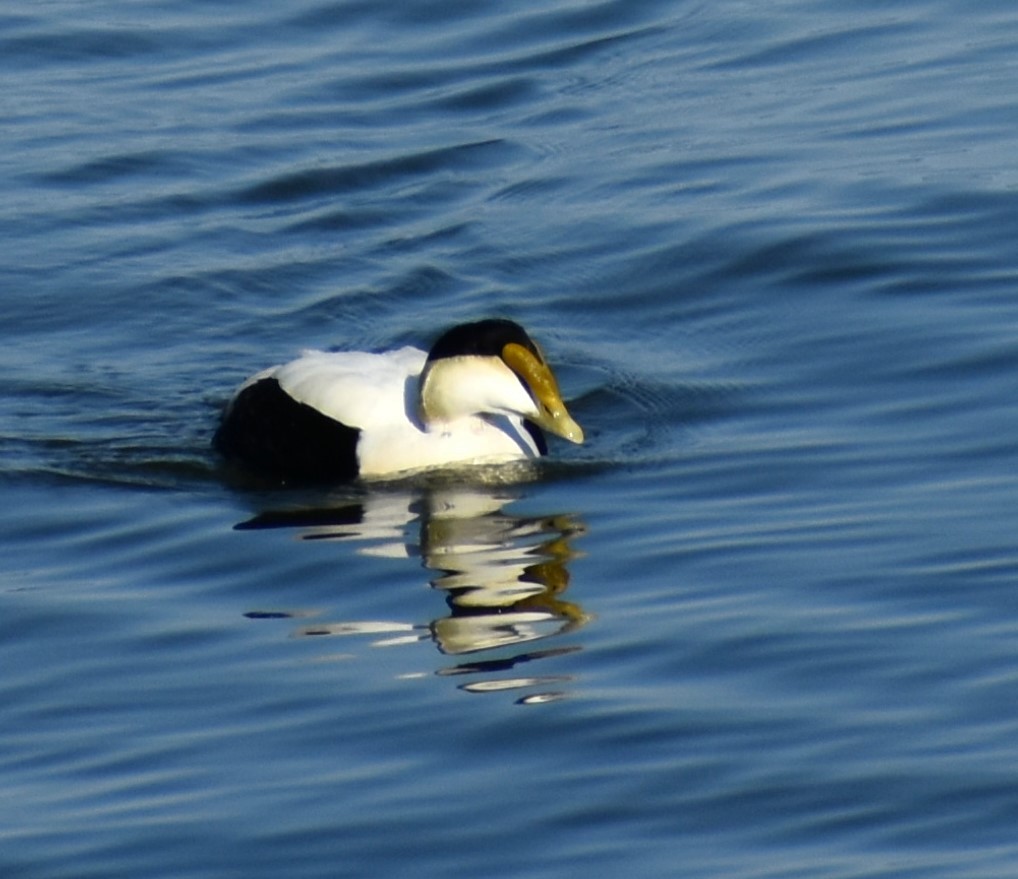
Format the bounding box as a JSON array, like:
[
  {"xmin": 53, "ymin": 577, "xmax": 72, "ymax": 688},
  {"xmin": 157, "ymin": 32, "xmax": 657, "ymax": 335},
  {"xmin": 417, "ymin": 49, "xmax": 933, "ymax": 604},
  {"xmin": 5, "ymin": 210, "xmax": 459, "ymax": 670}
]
[
  {"xmin": 7, "ymin": 1, "xmax": 1018, "ymax": 877},
  {"xmin": 235, "ymin": 139, "xmax": 518, "ymax": 206}
]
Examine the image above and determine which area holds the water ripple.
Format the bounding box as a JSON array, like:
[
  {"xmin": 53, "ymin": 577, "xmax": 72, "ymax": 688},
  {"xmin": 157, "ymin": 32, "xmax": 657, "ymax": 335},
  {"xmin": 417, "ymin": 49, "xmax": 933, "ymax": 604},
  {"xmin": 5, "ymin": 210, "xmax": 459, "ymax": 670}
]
[
  {"xmin": 6, "ymin": 1, "xmax": 1018, "ymax": 877},
  {"xmin": 235, "ymin": 139, "xmax": 518, "ymax": 206}
]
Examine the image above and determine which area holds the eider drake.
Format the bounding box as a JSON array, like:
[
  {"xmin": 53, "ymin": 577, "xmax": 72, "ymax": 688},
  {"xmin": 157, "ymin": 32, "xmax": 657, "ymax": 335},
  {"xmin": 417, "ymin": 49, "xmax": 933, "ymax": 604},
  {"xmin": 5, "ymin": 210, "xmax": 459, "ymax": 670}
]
[{"xmin": 214, "ymin": 318, "xmax": 584, "ymax": 481}]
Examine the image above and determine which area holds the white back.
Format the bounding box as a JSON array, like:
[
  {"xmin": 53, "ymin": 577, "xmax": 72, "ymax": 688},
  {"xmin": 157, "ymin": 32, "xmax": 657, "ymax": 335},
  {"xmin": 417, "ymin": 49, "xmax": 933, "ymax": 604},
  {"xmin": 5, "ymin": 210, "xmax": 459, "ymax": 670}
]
[{"xmin": 274, "ymin": 346, "xmax": 426, "ymax": 431}]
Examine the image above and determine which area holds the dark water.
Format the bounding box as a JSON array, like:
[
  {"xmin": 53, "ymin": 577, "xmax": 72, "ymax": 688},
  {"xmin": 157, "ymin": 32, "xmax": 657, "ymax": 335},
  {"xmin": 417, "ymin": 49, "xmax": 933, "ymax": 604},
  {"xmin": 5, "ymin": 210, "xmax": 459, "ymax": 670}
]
[{"xmin": 5, "ymin": 1, "xmax": 1018, "ymax": 876}]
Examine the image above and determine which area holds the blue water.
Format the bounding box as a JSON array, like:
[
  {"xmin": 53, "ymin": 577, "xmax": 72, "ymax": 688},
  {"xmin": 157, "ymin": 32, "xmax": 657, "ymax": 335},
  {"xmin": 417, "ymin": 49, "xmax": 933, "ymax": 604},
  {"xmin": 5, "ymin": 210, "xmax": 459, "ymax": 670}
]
[{"xmin": 5, "ymin": 1, "xmax": 1018, "ymax": 876}]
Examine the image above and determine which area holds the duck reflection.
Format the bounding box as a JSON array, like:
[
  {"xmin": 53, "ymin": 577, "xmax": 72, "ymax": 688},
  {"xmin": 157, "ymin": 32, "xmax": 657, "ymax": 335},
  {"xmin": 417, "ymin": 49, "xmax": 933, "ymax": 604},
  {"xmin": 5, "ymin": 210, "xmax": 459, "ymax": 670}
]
[{"xmin": 236, "ymin": 486, "xmax": 588, "ymax": 700}]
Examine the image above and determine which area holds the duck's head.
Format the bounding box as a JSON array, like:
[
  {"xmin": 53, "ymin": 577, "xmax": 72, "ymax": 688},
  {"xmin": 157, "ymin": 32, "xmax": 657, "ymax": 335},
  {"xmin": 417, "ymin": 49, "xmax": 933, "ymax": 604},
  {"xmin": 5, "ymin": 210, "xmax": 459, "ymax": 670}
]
[{"xmin": 419, "ymin": 319, "xmax": 584, "ymax": 443}]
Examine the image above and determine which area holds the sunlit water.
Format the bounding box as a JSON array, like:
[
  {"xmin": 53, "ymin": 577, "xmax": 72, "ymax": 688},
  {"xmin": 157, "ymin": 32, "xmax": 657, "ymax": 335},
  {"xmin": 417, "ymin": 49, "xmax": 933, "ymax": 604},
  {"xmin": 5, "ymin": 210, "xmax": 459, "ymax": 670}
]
[{"xmin": 5, "ymin": 1, "xmax": 1018, "ymax": 877}]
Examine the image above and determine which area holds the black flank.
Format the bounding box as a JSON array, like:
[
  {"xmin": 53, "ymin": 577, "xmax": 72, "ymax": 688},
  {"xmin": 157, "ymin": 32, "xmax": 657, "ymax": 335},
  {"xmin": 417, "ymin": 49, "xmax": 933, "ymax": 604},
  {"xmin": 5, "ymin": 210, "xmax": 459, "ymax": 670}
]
[{"xmin": 214, "ymin": 378, "xmax": 361, "ymax": 482}]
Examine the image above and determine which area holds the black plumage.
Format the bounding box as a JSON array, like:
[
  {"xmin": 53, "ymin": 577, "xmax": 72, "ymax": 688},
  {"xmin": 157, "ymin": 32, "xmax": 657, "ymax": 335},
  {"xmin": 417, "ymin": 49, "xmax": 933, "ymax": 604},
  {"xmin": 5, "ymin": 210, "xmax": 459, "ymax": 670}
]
[{"xmin": 214, "ymin": 377, "xmax": 360, "ymax": 482}]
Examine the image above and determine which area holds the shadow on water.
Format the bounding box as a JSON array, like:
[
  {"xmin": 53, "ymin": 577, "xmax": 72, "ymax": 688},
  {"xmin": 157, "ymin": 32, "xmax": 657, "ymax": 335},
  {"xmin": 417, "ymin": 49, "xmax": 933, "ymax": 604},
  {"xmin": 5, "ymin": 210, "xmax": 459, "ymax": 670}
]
[{"xmin": 235, "ymin": 480, "xmax": 589, "ymax": 704}]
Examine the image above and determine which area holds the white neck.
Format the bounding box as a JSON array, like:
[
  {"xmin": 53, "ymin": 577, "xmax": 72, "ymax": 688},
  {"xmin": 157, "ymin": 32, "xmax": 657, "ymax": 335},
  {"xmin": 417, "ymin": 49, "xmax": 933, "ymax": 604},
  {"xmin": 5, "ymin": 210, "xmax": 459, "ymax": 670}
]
[{"xmin": 419, "ymin": 356, "xmax": 537, "ymax": 428}]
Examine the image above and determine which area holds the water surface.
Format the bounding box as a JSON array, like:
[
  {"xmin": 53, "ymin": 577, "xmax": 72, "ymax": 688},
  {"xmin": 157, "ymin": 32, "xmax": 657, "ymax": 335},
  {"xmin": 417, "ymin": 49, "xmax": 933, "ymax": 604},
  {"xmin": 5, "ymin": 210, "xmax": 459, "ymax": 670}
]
[{"xmin": 4, "ymin": 1, "xmax": 1018, "ymax": 877}]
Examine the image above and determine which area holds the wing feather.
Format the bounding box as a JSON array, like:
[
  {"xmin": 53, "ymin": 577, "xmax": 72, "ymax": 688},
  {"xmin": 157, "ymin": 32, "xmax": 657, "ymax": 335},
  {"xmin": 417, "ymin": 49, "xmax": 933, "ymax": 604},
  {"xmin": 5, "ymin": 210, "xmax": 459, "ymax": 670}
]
[{"xmin": 273, "ymin": 346, "xmax": 427, "ymax": 431}]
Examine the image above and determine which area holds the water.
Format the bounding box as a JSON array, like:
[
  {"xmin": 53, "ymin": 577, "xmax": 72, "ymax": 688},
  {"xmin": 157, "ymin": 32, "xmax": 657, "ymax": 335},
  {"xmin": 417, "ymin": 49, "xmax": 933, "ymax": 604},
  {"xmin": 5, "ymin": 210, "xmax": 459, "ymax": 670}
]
[{"xmin": 4, "ymin": 1, "xmax": 1018, "ymax": 876}]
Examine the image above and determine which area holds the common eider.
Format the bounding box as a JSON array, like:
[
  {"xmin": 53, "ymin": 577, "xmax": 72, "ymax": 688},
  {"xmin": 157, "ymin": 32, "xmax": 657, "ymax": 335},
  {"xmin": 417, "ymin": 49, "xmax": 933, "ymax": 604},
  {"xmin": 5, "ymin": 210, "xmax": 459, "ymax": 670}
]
[{"xmin": 214, "ymin": 319, "xmax": 584, "ymax": 481}]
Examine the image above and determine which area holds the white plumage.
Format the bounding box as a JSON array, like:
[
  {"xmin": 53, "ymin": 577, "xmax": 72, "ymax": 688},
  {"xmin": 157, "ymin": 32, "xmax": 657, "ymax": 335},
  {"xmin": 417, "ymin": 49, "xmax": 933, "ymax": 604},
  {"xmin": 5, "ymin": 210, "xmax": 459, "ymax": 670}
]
[
  {"xmin": 275, "ymin": 347, "xmax": 424, "ymax": 435},
  {"xmin": 215, "ymin": 319, "xmax": 583, "ymax": 482}
]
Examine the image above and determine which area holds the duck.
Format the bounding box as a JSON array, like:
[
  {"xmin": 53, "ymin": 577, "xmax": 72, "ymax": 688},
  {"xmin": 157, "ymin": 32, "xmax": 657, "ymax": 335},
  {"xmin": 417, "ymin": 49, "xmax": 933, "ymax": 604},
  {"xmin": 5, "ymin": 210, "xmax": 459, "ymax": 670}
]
[{"xmin": 214, "ymin": 318, "xmax": 584, "ymax": 482}]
